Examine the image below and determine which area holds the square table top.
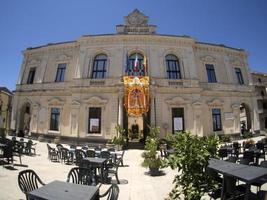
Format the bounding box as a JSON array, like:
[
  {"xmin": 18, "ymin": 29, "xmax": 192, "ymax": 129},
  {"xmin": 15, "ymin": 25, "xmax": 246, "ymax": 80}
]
[
  {"xmin": 208, "ymin": 158, "xmax": 267, "ymax": 183},
  {"xmin": 28, "ymin": 180, "xmax": 98, "ymax": 200}
]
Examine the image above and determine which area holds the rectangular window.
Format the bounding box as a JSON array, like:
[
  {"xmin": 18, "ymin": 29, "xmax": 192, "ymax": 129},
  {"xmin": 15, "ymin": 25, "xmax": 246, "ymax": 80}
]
[
  {"xmin": 166, "ymin": 60, "xmax": 181, "ymax": 79},
  {"xmin": 206, "ymin": 64, "xmax": 217, "ymax": 83},
  {"xmin": 27, "ymin": 67, "xmax": 36, "ymax": 84},
  {"xmin": 55, "ymin": 63, "xmax": 66, "ymax": 82},
  {"xmin": 92, "ymin": 61, "xmax": 106, "ymax": 79},
  {"xmin": 88, "ymin": 107, "xmax": 101, "ymax": 134},
  {"xmin": 50, "ymin": 108, "xmax": 60, "ymax": 131},
  {"xmin": 172, "ymin": 108, "xmax": 184, "ymax": 133},
  {"xmin": 212, "ymin": 108, "xmax": 222, "ymax": 131},
  {"xmin": 235, "ymin": 68, "xmax": 244, "ymax": 85}
]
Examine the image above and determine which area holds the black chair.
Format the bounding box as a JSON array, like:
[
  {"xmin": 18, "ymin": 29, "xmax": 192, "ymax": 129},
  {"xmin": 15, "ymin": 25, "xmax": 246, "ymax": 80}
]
[
  {"xmin": 75, "ymin": 149, "xmax": 86, "ymax": 166},
  {"xmin": 117, "ymin": 150, "xmax": 125, "ymax": 166},
  {"xmin": 81, "ymin": 146, "xmax": 89, "ymax": 151},
  {"xmin": 60, "ymin": 147, "xmax": 73, "ymax": 164},
  {"xmin": 218, "ymin": 148, "xmax": 228, "ymax": 160},
  {"xmin": 13, "ymin": 140, "xmax": 24, "ymax": 165},
  {"xmin": 18, "ymin": 169, "xmax": 45, "ymax": 200},
  {"xmin": 243, "ymin": 150, "xmax": 255, "ymax": 165},
  {"xmin": 256, "ymin": 141, "xmax": 266, "ymax": 161},
  {"xmin": 70, "ymin": 144, "xmax": 77, "ymax": 150},
  {"xmin": 99, "ymin": 184, "xmax": 119, "ymax": 200},
  {"xmin": 107, "ymin": 157, "xmax": 122, "ymax": 184},
  {"xmin": 47, "ymin": 144, "xmax": 59, "ymax": 162},
  {"xmin": 251, "ymin": 160, "xmax": 267, "ymax": 191},
  {"xmin": 25, "ymin": 140, "xmax": 36, "ymax": 155},
  {"xmin": 67, "ymin": 167, "xmax": 97, "ymax": 186},
  {"xmin": 86, "ymin": 149, "xmax": 96, "ymax": 158},
  {"xmin": 226, "ymin": 156, "xmax": 237, "ymax": 163}
]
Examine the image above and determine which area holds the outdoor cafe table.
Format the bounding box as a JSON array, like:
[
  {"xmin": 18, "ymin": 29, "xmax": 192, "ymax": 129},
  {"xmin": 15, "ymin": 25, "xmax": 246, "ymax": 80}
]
[
  {"xmin": 83, "ymin": 157, "xmax": 108, "ymax": 182},
  {"xmin": 208, "ymin": 158, "xmax": 267, "ymax": 200},
  {"xmin": 28, "ymin": 180, "xmax": 99, "ymax": 200}
]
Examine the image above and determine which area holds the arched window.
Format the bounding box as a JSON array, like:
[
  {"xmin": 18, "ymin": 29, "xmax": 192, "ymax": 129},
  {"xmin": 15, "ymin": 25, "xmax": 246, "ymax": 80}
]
[
  {"xmin": 127, "ymin": 53, "xmax": 145, "ymax": 76},
  {"xmin": 165, "ymin": 54, "xmax": 181, "ymax": 79},
  {"xmin": 91, "ymin": 54, "xmax": 107, "ymax": 79}
]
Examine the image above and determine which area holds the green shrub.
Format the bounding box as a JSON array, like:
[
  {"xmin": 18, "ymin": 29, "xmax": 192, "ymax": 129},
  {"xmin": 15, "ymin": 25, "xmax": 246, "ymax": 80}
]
[
  {"xmin": 164, "ymin": 132, "xmax": 219, "ymax": 200},
  {"xmin": 141, "ymin": 126, "xmax": 163, "ymax": 169}
]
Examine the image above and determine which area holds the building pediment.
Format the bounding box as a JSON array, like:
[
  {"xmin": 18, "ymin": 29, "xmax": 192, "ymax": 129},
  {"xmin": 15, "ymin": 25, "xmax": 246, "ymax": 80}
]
[
  {"xmin": 200, "ymin": 55, "xmax": 216, "ymax": 63},
  {"xmin": 56, "ymin": 54, "xmax": 72, "ymax": 62},
  {"xmin": 84, "ymin": 96, "xmax": 108, "ymax": 105},
  {"xmin": 207, "ymin": 98, "xmax": 223, "ymax": 107},
  {"xmin": 28, "ymin": 59, "xmax": 41, "ymax": 66},
  {"xmin": 192, "ymin": 101, "xmax": 203, "ymax": 108},
  {"xmin": 165, "ymin": 96, "xmax": 188, "ymax": 106},
  {"xmin": 48, "ymin": 97, "xmax": 65, "ymax": 106},
  {"xmin": 116, "ymin": 9, "xmax": 156, "ymax": 34}
]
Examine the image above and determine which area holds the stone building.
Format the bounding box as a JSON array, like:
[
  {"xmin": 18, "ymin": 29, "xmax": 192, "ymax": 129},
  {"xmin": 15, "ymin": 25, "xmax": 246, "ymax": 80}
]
[
  {"xmin": 0, "ymin": 87, "xmax": 13, "ymax": 131},
  {"xmin": 251, "ymin": 72, "xmax": 267, "ymax": 131},
  {"xmin": 11, "ymin": 9, "xmax": 262, "ymax": 142}
]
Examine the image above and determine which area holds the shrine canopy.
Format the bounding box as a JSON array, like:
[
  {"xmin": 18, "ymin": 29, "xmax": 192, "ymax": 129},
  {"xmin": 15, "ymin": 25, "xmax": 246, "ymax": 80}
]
[{"xmin": 123, "ymin": 76, "xmax": 149, "ymax": 117}]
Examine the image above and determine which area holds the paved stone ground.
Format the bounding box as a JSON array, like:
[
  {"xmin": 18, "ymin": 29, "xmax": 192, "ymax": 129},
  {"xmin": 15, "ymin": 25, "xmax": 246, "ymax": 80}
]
[{"xmin": 0, "ymin": 136, "xmax": 266, "ymax": 200}]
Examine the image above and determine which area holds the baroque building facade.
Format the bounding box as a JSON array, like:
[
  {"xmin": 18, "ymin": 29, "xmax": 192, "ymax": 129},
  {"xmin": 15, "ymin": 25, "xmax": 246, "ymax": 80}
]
[
  {"xmin": 11, "ymin": 9, "xmax": 263, "ymax": 142},
  {"xmin": 0, "ymin": 87, "xmax": 13, "ymax": 131}
]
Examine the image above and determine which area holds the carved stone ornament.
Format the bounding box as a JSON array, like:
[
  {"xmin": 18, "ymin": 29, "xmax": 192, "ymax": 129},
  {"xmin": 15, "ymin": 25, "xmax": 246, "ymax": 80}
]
[
  {"xmin": 125, "ymin": 9, "xmax": 148, "ymax": 26},
  {"xmin": 200, "ymin": 55, "xmax": 216, "ymax": 63},
  {"xmin": 28, "ymin": 59, "xmax": 41, "ymax": 66},
  {"xmin": 56, "ymin": 54, "xmax": 72, "ymax": 62},
  {"xmin": 229, "ymin": 57, "xmax": 243, "ymax": 66}
]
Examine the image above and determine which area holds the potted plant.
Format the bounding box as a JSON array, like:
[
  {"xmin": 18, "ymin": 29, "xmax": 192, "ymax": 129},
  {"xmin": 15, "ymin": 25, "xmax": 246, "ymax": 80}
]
[
  {"xmin": 110, "ymin": 125, "xmax": 127, "ymax": 150},
  {"xmin": 141, "ymin": 126, "xmax": 163, "ymax": 176},
  {"xmin": 164, "ymin": 132, "xmax": 219, "ymax": 200}
]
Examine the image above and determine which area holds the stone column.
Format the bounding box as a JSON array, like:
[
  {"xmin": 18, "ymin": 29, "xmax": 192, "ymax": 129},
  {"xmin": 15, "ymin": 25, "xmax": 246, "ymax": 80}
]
[
  {"xmin": 74, "ymin": 49, "xmax": 86, "ymax": 78},
  {"xmin": 232, "ymin": 103, "xmax": 240, "ymax": 133},
  {"xmin": 17, "ymin": 53, "xmax": 29, "ymax": 84},
  {"xmin": 192, "ymin": 102, "xmax": 203, "ymax": 136},
  {"xmin": 70, "ymin": 102, "xmax": 80, "ymax": 137}
]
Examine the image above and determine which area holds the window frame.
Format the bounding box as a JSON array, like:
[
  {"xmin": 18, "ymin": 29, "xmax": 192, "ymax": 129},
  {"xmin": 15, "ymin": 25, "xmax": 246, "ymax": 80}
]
[
  {"xmin": 166, "ymin": 54, "xmax": 181, "ymax": 79},
  {"xmin": 27, "ymin": 67, "xmax": 36, "ymax": 84},
  {"xmin": 50, "ymin": 107, "xmax": 60, "ymax": 131},
  {"xmin": 88, "ymin": 107, "xmax": 102, "ymax": 134},
  {"xmin": 212, "ymin": 108, "xmax": 222, "ymax": 131},
  {"xmin": 235, "ymin": 68, "xmax": 244, "ymax": 85},
  {"xmin": 171, "ymin": 107, "xmax": 184, "ymax": 134},
  {"xmin": 91, "ymin": 54, "xmax": 107, "ymax": 79},
  {"xmin": 55, "ymin": 63, "xmax": 67, "ymax": 82},
  {"xmin": 127, "ymin": 53, "xmax": 144, "ymax": 76},
  {"xmin": 205, "ymin": 64, "xmax": 217, "ymax": 83}
]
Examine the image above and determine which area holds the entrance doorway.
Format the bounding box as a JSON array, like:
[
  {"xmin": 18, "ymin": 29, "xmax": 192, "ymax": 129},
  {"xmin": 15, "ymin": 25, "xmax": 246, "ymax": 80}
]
[{"xmin": 240, "ymin": 103, "xmax": 251, "ymax": 135}]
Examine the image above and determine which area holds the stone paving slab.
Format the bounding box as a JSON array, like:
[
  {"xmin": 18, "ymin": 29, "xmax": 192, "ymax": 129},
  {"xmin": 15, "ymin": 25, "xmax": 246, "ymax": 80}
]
[{"xmin": 0, "ymin": 136, "xmax": 266, "ymax": 200}]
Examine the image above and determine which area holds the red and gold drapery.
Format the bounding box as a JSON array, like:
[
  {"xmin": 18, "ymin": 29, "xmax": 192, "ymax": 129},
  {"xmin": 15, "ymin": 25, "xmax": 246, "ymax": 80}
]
[{"xmin": 123, "ymin": 76, "xmax": 149, "ymax": 116}]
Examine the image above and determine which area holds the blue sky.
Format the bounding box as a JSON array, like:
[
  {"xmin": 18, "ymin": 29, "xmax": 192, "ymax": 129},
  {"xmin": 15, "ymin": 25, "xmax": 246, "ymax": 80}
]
[{"xmin": 0, "ymin": 0, "xmax": 266, "ymax": 91}]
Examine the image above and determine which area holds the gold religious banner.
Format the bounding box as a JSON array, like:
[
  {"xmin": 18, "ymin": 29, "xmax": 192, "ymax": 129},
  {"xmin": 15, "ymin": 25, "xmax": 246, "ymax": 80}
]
[{"xmin": 123, "ymin": 76, "xmax": 149, "ymax": 116}]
